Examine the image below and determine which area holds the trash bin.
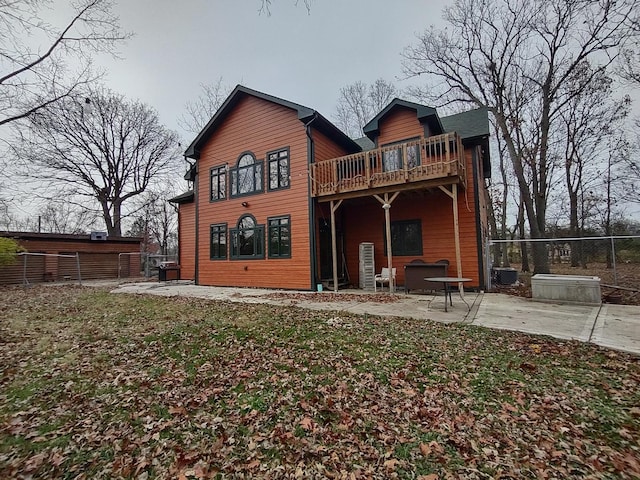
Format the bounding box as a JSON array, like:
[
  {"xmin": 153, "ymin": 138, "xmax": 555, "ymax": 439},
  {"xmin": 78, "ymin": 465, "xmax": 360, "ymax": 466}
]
[
  {"xmin": 158, "ymin": 261, "xmax": 180, "ymax": 281},
  {"xmin": 492, "ymin": 267, "xmax": 518, "ymax": 285}
]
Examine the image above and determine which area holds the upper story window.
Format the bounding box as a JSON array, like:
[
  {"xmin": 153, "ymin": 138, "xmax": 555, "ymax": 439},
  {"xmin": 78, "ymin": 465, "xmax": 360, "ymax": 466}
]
[
  {"xmin": 230, "ymin": 214, "xmax": 264, "ymax": 259},
  {"xmin": 267, "ymin": 148, "xmax": 290, "ymax": 191},
  {"xmin": 210, "ymin": 165, "xmax": 226, "ymax": 201},
  {"xmin": 230, "ymin": 152, "xmax": 263, "ymax": 197},
  {"xmin": 381, "ymin": 138, "xmax": 421, "ymax": 172}
]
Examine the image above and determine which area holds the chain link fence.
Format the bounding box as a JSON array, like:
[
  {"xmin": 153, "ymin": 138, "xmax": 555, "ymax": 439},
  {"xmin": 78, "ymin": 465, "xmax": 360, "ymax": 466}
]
[{"xmin": 486, "ymin": 236, "xmax": 640, "ymax": 304}]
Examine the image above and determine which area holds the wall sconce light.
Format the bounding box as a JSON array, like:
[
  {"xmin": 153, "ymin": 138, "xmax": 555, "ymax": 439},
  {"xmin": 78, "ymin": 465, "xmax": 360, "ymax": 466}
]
[{"xmin": 241, "ymin": 201, "xmax": 249, "ymax": 207}]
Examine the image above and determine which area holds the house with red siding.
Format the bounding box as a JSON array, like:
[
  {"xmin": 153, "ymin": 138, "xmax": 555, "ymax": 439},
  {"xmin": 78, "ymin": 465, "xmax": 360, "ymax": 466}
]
[{"xmin": 170, "ymin": 85, "xmax": 490, "ymax": 292}]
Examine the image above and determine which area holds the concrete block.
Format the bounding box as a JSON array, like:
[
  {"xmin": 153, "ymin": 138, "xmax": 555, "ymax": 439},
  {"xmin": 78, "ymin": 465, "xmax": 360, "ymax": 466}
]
[{"xmin": 531, "ymin": 274, "xmax": 601, "ymax": 305}]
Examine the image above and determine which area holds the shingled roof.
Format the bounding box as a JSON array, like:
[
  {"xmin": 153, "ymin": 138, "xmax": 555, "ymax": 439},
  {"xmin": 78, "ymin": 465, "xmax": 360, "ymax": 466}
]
[{"xmin": 441, "ymin": 107, "xmax": 490, "ymax": 141}]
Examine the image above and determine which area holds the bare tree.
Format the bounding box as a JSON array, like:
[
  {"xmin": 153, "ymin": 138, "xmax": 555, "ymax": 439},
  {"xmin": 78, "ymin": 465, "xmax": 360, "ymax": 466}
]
[
  {"xmin": 18, "ymin": 86, "xmax": 181, "ymax": 237},
  {"xmin": 334, "ymin": 79, "xmax": 397, "ymax": 139},
  {"xmin": 259, "ymin": 0, "xmax": 311, "ymax": 15},
  {"xmin": 558, "ymin": 63, "xmax": 630, "ymax": 266},
  {"xmin": 618, "ymin": 14, "xmax": 640, "ymax": 85},
  {"xmin": 178, "ymin": 77, "xmax": 232, "ymax": 135},
  {"xmin": 127, "ymin": 187, "xmax": 179, "ymax": 256},
  {"xmin": 0, "ymin": 0, "xmax": 129, "ymax": 127},
  {"xmin": 402, "ymin": 0, "xmax": 637, "ymax": 274},
  {"xmin": 38, "ymin": 201, "xmax": 99, "ymax": 234}
]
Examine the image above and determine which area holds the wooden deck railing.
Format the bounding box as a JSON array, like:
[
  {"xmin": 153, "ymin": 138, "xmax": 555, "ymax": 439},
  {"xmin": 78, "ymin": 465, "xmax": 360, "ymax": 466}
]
[{"xmin": 310, "ymin": 132, "xmax": 466, "ymax": 198}]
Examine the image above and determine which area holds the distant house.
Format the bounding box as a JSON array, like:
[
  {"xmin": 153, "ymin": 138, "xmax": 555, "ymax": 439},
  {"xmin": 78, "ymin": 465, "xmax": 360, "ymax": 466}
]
[
  {"xmin": 170, "ymin": 85, "xmax": 490, "ymax": 291},
  {"xmin": 0, "ymin": 231, "xmax": 142, "ymax": 284}
]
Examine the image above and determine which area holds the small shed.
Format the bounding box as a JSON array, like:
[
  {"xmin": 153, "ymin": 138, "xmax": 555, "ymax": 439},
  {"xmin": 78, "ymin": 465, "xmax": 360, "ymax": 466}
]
[{"xmin": 0, "ymin": 231, "xmax": 142, "ymax": 285}]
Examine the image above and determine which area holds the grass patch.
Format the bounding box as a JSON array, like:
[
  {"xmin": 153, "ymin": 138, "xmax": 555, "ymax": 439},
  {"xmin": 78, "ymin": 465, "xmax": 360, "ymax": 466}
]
[{"xmin": 0, "ymin": 285, "xmax": 638, "ymax": 478}]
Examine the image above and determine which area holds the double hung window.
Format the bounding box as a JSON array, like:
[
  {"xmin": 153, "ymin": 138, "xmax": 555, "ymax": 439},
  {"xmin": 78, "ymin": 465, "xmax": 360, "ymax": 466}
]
[
  {"xmin": 210, "ymin": 166, "xmax": 226, "ymax": 201},
  {"xmin": 210, "ymin": 224, "xmax": 227, "ymax": 259},
  {"xmin": 267, "ymin": 148, "xmax": 290, "ymax": 191},
  {"xmin": 268, "ymin": 216, "xmax": 291, "ymax": 258}
]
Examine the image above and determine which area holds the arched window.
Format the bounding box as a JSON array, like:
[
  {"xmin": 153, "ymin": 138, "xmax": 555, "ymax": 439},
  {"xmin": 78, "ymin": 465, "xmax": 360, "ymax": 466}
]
[
  {"xmin": 230, "ymin": 152, "xmax": 263, "ymax": 197},
  {"xmin": 230, "ymin": 214, "xmax": 264, "ymax": 259}
]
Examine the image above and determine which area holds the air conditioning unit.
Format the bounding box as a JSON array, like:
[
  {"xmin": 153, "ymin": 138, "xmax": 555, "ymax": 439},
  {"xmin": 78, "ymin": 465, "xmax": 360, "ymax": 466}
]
[
  {"xmin": 359, "ymin": 242, "xmax": 375, "ymax": 291},
  {"xmin": 90, "ymin": 231, "xmax": 108, "ymax": 241}
]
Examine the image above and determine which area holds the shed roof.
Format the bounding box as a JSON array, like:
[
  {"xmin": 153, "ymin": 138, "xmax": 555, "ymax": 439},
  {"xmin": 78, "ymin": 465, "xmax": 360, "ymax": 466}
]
[
  {"xmin": 0, "ymin": 231, "xmax": 142, "ymax": 244},
  {"xmin": 168, "ymin": 190, "xmax": 194, "ymax": 204}
]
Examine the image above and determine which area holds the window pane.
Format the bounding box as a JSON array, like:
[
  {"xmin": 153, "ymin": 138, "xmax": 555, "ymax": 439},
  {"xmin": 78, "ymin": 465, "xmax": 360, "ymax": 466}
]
[
  {"xmin": 386, "ymin": 220, "xmax": 422, "ymax": 256},
  {"xmin": 406, "ymin": 145, "xmax": 420, "ymax": 169},
  {"xmin": 268, "ymin": 149, "xmax": 289, "ymax": 190},
  {"xmin": 383, "ymin": 149, "xmax": 401, "ymax": 171},
  {"xmin": 279, "ymin": 159, "xmax": 289, "ymax": 187},
  {"xmin": 238, "ymin": 166, "xmax": 252, "ymax": 194},
  {"xmin": 210, "ymin": 224, "xmax": 227, "ymax": 259},
  {"xmin": 268, "ymin": 217, "xmax": 290, "ymax": 258},
  {"xmin": 269, "ymin": 161, "xmax": 278, "ymax": 190},
  {"xmin": 210, "ymin": 167, "xmax": 226, "ymax": 201},
  {"xmin": 230, "ymin": 171, "xmax": 238, "ymax": 196},
  {"xmin": 255, "ymin": 163, "xmax": 263, "ymax": 191},
  {"xmin": 239, "ymin": 230, "xmax": 254, "ymax": 256}
]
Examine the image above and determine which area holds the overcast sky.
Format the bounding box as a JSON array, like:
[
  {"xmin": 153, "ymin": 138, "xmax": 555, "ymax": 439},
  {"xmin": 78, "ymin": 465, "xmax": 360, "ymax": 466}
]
[{"xmin": 89, "ymin": 0, "xmax": 450, "ymax": 141}]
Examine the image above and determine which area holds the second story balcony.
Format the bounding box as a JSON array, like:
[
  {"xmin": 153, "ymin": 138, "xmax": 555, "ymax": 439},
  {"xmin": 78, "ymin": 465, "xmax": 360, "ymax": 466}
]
[{"xmin": 310, "ymin": 132, "xmax": 466, "ymax": 200}]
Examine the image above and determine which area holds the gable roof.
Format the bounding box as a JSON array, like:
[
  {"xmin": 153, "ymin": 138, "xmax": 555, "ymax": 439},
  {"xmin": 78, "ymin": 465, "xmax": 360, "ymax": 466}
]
[
  {"xmin": 362, "ymin": 98, "xmax": 444, "ymax": 140},
  {"xmin": 184, "ymin": 85, "xmax": 360, "ymax": 159}
]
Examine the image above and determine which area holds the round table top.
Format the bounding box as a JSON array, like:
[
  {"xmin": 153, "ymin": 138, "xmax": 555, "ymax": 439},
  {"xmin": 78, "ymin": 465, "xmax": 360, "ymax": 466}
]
[{"xmin": 424, "ymin": 277, "xmax": 472, "ymax": 282}]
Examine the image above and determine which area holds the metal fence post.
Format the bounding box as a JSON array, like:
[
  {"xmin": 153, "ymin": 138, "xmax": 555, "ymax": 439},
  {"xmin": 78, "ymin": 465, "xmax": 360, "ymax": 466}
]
[
  {"xmin": 610, "ymin": 236, "xmax": 618, "ymax": 285},
  {"xmin": 76, "ymin": 252, "xmax": 82, "ymax": 286},
  {"xmin": 22, "ymin": 253, "xmax": 29, "ymax": 287},
  {"xmin": 486, "ymin": 238, "xmax": 493, "ymax": 291}
]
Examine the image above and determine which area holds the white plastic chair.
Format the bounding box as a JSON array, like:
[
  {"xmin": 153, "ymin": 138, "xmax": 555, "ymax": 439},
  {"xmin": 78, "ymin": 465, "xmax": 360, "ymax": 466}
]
[{"xmin": 374, "ymin": 267, "xmax": 396, "ymax": 292}]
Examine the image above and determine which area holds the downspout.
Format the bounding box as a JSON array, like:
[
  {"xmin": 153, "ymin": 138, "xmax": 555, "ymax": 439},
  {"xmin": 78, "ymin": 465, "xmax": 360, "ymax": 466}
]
[
  {"xmin": 305, "ymin": 113, "xmax": 319, "ymax": 290},
  {"xmin": 472, "ymin": 145, "xmax": 485, "ymax": 290},
  {"xmin": 192, "ymin": 157, "xmax": 199, "ymax": 284}
]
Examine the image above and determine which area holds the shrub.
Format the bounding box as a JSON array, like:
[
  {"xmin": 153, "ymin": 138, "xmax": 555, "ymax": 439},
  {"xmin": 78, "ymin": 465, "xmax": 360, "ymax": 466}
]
[{"xmin": 0, "ymin": 238, "xmax": 25, "ymax": 266}]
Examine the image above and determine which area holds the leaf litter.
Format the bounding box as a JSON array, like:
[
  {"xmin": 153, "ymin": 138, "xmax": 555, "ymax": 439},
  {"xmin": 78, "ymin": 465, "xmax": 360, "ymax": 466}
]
[{"xmin": 0, "ymin": 285, "xmax": 638, "ymax": 479}]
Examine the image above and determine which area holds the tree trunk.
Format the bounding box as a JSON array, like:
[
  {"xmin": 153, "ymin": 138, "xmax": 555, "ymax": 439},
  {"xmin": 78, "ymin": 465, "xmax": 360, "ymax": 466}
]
[
  {"xmin": 485, "ymin": 187, "xmax": 501, "ymax": 266},
  {"xmin": 517, "ymin": 199, "xmax": 530, "ymax": 273},
  {"xmin": 568, "ymin": 190, "xmax": 580, "ymax": 267},
  {"xmin": 100, "ymin": 198, "xmax": 117, "ymax": 237},
  {"xmin": 494, "ymin": 113, "xmax": 549, "ymax": 274},
  {"xmin": 112, "ymin": 200, "xmax": 122, "ymax": 237}
]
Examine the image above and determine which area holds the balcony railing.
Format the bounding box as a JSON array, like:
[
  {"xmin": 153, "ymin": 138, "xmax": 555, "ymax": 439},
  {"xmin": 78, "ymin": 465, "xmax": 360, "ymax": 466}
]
[{"xmin": 310, "ymin": 132, "xmax": 466, "ymax": 198}]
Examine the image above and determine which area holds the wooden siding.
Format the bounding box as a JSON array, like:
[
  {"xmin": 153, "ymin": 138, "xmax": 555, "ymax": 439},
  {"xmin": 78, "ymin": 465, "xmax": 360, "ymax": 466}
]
[
  {"xmin": 178, "ymin": 202, "xmax": 196, "ymax": 280},
  {"xmin": 196, "ymin": 95, "xmax": 313, "ymax": 289},
  {"xmin": 313, "ymin": 127, "xmax": 351, "ymax": 162},
  {"xmin": 338, "ymin": 148, "xmax": 482, "ymax": 288},
  {"xmin": 0, "ymin": 234, "xmax": 141, "ymax": 284},
  {"xmin": 0, "ymin": 253, "xmax": 45, "ymax": 285},
  {"xmin": 377, "ymin": 107, "xmax": 425, "ymax": 145}
]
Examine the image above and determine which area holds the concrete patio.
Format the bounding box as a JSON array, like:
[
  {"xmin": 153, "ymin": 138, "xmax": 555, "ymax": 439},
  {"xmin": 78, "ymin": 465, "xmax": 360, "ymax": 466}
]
[{"xmin": 108, "ymin": 281, "xmax": 640, "ymax": 356}]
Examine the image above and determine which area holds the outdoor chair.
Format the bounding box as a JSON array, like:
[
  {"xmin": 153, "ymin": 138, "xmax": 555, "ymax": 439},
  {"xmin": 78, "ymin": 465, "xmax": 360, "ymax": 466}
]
[{"xmin": 374, "ymin": 267, "xmax": 396, "ymax": 292}]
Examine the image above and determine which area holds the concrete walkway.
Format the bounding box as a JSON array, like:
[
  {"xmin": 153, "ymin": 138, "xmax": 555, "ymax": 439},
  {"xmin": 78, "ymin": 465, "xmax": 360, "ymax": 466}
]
[{"xmin": 109, "ymin": 281, "xmax": 640, "ymax": 356}]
